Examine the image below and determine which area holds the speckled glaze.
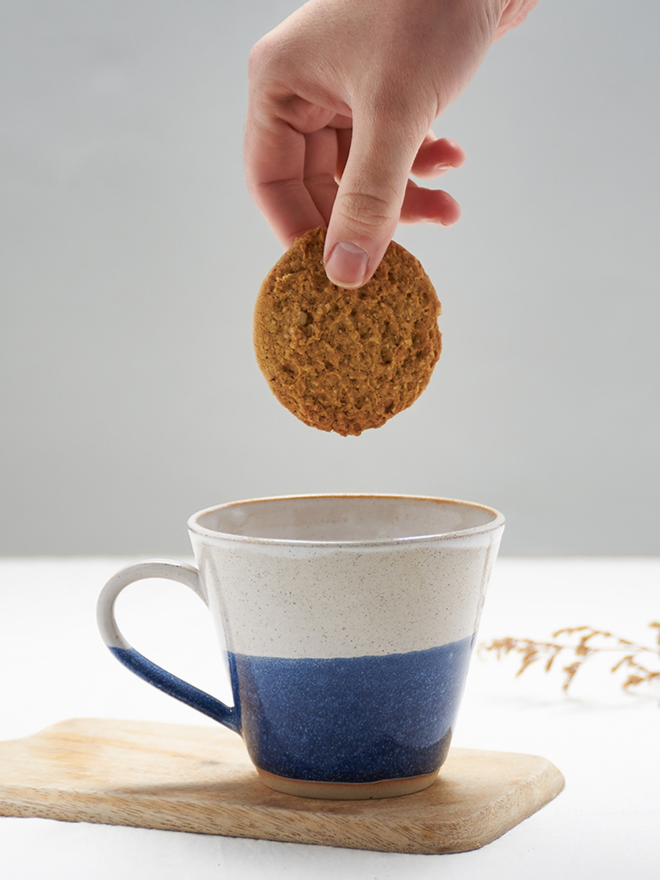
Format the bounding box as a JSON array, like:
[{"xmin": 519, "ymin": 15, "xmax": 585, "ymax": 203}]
[{"xmin": 97, "ymin": 495, "xmax": 504, "ymax": 799}]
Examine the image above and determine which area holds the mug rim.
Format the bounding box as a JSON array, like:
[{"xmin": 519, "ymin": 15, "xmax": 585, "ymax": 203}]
[{"xmin": 187, "ymin": 493, "xmax": 505, "ymax": 546}]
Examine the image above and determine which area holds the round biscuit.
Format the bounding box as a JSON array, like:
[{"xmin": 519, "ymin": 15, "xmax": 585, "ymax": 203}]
[{"xmin": 253, "ymin": 227, "xmax": 441, "ymax": 436}]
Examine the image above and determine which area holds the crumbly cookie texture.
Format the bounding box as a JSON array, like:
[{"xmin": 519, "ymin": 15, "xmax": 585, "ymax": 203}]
[{"xmin": 253, "ymin": 227, "xmax": 442, "ymax": 436}]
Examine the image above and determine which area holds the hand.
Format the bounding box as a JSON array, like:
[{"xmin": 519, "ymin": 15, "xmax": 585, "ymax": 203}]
[{"xmin": 245, "ymin": 0, "xmax": 538, "ymax": 287}]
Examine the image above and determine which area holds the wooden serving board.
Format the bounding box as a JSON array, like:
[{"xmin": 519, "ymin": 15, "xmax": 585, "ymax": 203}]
[{"xmin": 0, "ymin": 718, "xmax": 564, "ymax": 854}]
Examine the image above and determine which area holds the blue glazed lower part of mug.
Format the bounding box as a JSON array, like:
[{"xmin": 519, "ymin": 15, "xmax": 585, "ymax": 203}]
[{"xmin": 230, "ymin": 635, "xmax": 475, "ymax": 786}]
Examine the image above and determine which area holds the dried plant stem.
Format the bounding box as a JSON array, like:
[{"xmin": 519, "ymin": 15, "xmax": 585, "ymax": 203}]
[{"xmin": 480, "ymin": 623, "xmax": 660, "ymax": 700}]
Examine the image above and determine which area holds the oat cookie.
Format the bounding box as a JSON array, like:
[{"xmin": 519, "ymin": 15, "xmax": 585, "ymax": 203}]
[{"xmin": 253, "ymin": 227, "xmax": 441, "ymax": 436}]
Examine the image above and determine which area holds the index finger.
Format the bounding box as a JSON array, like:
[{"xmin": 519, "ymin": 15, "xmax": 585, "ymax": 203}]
[{"xmin": 244, "ymin": 110, "xmax": 325, "ymax": 247}]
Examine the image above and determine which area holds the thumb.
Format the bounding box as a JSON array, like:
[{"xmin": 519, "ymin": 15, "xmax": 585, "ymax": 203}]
[{"xmin": 323, "ymin": 110, "xmax": 421, "ymax": 288}]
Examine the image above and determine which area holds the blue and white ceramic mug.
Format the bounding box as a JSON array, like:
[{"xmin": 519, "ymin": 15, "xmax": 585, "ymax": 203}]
[{"xmin": 97, "ymin": 494, "xmax": 504, "ymax": 799}]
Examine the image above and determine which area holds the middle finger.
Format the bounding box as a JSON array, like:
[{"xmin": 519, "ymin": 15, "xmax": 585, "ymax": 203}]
[{"xmin": 303, "ymin": 127, "xmax": 341, "ymax": 226}]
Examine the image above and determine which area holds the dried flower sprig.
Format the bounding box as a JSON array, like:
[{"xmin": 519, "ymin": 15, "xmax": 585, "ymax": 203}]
[{"xmin": 479, "ymin": 622, "xmax": 660, "ymax": 701}]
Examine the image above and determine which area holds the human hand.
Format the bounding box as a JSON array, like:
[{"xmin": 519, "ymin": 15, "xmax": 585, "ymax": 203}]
[{"xmin": 245, "ymin": 0, "xmax": 538, "ymax": 287}]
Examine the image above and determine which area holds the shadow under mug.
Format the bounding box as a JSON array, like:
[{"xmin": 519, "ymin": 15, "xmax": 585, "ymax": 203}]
[{"xmin": 97, "ymin": 494, "xmax": 504, "ymax": 799}]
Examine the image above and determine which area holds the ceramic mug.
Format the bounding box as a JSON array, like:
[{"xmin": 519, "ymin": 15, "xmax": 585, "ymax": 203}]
[{"xmin": 97, "ymin": 494, "xmax": 504, "ymax": 799}]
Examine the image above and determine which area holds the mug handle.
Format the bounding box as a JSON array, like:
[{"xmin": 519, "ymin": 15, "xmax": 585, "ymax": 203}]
[{"xmin": 96, "ymin": 559, "xmax": 239, "ymax": 733}]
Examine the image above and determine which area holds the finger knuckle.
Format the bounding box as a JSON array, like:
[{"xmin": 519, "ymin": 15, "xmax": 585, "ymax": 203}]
[
  {"xmin": 247, "ymin": 33, "xmax": 282, "ymax": 81},
  {"xmin": 334, "ymin": 190, "xmax": 398, "ymax": 232}
]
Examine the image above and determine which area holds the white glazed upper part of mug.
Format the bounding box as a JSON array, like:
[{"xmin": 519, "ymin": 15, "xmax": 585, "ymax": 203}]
[
  {"xmin": 187, "ymin": 494, "xmax": 504, "ymax": 546},
  {"xmin": 188, "ymin": 495, "xmax": 505, "ymax": 661}
]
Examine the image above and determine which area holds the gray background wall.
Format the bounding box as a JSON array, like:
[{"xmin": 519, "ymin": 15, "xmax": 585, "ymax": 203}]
[{"xmin": 1, "ymin": 0, "xmax": 658, "ymax": 556}]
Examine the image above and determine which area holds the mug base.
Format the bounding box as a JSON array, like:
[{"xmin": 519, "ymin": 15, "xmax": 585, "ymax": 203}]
[{"xmin": 256, "ymin": 768, "xmax": 440, "ymax": 800}]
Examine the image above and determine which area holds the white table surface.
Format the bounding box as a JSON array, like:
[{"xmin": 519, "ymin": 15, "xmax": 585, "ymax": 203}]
[{"xmin": 0, "ymin": 556, "xmax": 658, "ymax": 879}]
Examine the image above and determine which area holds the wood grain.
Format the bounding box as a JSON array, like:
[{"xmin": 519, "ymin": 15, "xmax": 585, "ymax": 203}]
[{"xmin": 0, "ymin": 718, "xmax": 564, "ymax": 854}]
